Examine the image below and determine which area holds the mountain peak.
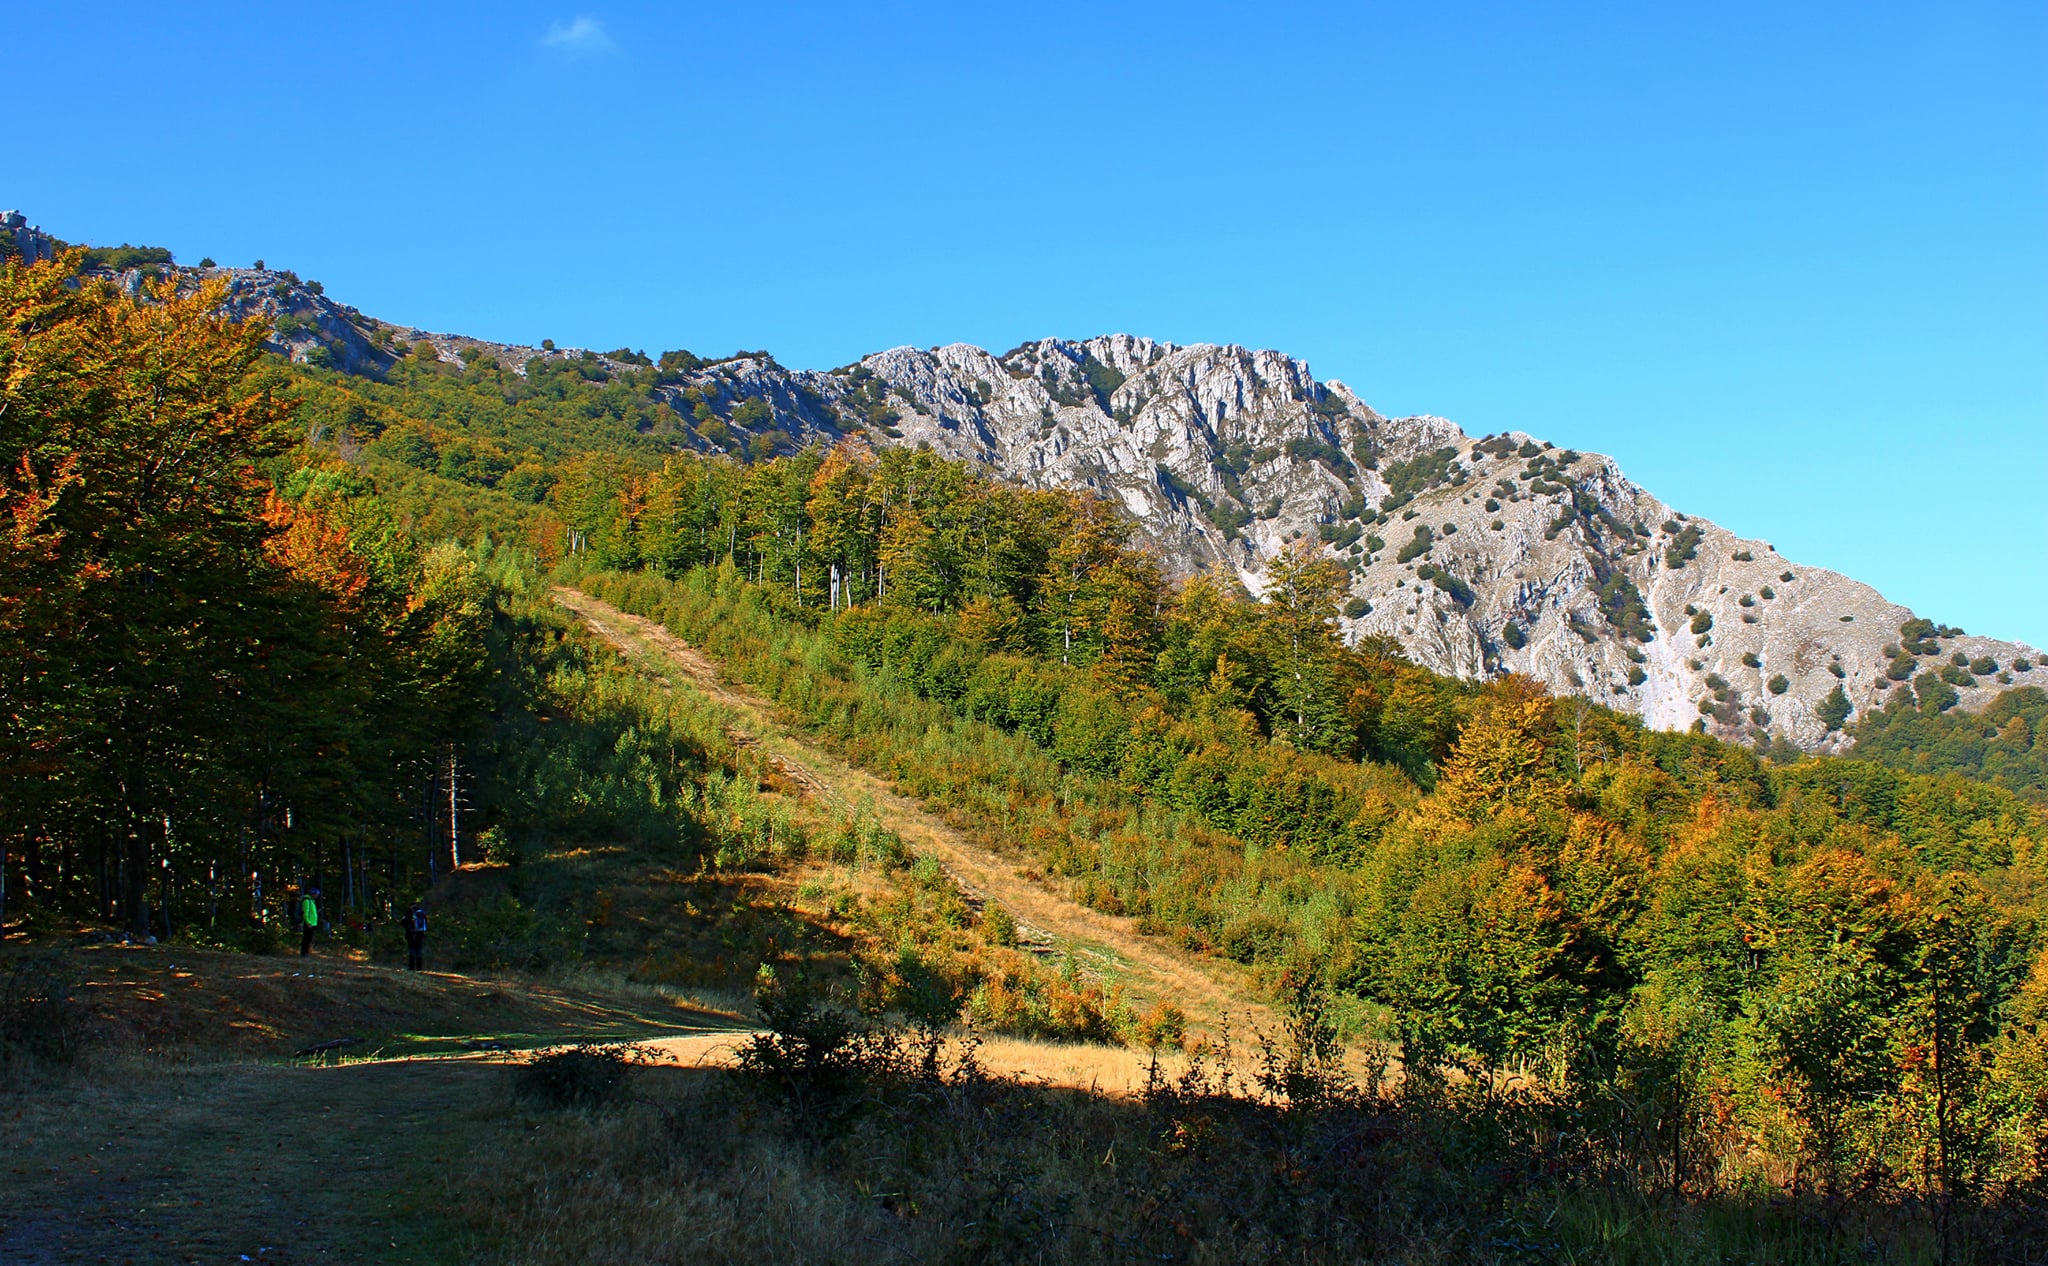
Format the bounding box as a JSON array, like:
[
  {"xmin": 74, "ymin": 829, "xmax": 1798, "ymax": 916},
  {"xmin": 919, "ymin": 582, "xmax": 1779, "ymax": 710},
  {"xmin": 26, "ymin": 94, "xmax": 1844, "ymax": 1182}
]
[{"xmin": 69, "ymin": 249, "xmax": 2041, "ymax": 752}]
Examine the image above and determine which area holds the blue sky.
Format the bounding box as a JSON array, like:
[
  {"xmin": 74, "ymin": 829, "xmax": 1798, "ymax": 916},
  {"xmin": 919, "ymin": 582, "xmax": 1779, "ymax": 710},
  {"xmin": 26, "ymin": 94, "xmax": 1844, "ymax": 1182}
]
[{"xmin": 12, "ymin": 2, "xmax": 2045, "ymax": 642}]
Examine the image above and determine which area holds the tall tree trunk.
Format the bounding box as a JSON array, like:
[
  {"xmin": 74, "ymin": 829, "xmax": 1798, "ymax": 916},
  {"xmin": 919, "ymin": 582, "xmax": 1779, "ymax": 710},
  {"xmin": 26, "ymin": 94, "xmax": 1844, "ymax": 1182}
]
[
  {"xmin": 447, "ymin": 745, "xmax": 460, "ymax": 871},
  {"xmin": 121, "ymin": 804, "xmax": 151, "ymax": 937}
]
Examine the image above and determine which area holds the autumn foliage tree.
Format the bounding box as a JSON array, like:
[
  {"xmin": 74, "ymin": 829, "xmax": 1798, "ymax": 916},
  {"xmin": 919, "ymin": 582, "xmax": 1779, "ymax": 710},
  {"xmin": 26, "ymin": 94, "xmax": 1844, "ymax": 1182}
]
[{"xmin": 1, "ymin": 253, "xmax": 500, "ymax": 937}]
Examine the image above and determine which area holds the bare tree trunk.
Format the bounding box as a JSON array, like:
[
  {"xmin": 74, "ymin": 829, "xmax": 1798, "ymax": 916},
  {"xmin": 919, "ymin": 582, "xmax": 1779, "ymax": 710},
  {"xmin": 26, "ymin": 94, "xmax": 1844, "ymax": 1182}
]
[
  {"xmin": 448, "ymin": 745, "xmax": 460, "ymax": 871},
  {"xmin": 118, "ymin": 791, "xmax": 153, "ymax": 938},
  {"xmin": 425, "ymin": 769, "xmax": 437, "ymax": 884}
]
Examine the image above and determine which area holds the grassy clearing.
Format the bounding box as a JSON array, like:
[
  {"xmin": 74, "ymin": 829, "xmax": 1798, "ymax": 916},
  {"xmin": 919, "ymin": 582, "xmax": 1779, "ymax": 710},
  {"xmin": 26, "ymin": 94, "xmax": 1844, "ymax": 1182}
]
[
  {"xmin": 2, "ymin": 1054, "xmax": 488, "ymax": 1265},
  {"xmin": 3, "ymin": 935, "xmax": 2038, "ymax": 1264}
]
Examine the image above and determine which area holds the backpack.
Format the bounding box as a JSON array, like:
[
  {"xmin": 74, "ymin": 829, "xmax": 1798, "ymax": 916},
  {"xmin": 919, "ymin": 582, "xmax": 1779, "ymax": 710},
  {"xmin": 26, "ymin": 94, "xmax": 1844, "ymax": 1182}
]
[{"xmin": 302, "ymin": 896, "xmax": 319, "ymax": 929}]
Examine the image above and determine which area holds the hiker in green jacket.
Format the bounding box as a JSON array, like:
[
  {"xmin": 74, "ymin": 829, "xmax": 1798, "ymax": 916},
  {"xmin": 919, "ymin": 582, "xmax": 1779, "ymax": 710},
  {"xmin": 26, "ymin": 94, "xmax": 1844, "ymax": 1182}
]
[{"xmin": 299, "ymin": 889, "xmax": 321, "ymax": 956}]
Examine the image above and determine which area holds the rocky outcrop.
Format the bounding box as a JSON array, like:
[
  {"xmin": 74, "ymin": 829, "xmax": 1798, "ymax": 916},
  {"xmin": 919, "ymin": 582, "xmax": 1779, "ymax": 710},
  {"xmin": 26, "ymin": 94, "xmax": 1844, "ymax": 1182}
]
[
  {"xmin": 114, "ymin": 241, "xmax": 2036, "ymax": 750},
  {"xmin": 636, "ymin": 334, "xmax": 2042, "ymax": 751}
]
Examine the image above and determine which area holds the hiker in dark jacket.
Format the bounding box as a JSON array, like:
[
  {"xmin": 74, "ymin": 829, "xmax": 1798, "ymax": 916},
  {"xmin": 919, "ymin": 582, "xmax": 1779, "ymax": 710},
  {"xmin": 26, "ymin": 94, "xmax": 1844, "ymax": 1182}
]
[
  {"xmin": 299, "ymin": 889, "xmax": 321, "ymax": 956},
  {"xmin": 404, "ymin": 901, "xmax": 427, "ymax": 971}
]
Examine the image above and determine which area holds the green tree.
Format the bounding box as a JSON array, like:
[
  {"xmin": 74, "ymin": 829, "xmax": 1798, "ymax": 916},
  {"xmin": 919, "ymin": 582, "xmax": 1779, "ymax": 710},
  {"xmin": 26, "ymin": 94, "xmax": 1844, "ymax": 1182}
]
[
  {"xmin": 1817, "ymin": 682, "xmax": 1852, "ymax": 731},
  {"xmin": 1260, "ymin": 541, "xmax": 1349, "ymax": 753}
]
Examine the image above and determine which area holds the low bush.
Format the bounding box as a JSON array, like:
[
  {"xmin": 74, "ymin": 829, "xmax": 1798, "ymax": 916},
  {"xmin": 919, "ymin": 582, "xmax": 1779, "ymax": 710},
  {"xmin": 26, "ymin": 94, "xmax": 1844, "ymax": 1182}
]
[
  {"xmin": 1914, "ymin": 673, "xmax": 1958, "ymax": 715},
  {"xmin": 1665, "ymin": 524, "xmax": 1702, "ymax": 569},
  {"xmin": 516, "ymin": 1043, "xmax": 650, "ymax": 1109}
]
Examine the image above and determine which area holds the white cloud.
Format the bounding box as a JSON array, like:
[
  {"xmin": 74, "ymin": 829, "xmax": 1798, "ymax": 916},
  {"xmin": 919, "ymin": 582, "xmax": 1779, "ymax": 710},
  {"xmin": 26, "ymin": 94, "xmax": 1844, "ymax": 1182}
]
[{"xmin": 540, "ymin": 16, "xmax": 616, "ymax": 56}]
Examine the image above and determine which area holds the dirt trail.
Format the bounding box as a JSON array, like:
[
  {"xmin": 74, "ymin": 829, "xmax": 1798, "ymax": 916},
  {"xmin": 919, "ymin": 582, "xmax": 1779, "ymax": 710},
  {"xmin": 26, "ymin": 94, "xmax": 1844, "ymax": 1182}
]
[{"xmin": 553, "ymin": 586, "xmax": 1275, "ymax": 1035}]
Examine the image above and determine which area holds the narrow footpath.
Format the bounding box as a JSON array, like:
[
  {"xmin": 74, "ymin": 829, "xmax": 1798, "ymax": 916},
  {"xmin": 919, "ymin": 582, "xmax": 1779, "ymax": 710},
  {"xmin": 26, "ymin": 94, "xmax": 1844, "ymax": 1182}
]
[{"xmin": 552, "ymin": 586, "xmax": 1275, "ymax": 1036}]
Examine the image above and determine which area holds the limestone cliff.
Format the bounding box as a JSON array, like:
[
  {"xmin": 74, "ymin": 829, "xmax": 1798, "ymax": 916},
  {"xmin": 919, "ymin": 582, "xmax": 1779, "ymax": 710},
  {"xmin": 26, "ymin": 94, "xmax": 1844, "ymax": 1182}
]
[{"xmin": 114, "ymin": 250, "xmax": 2040, "ymax": 751}]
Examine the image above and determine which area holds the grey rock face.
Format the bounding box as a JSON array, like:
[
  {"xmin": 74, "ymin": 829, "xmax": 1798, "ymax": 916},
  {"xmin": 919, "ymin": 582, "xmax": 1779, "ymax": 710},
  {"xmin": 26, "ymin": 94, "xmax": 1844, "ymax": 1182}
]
[
  {"xmin": 637, "ymin": 333, "xmax": 2039, "ymax": 751},
  {"xmin": 162, "ymin": 271, "xmax": 2035, "ymax": 751}
]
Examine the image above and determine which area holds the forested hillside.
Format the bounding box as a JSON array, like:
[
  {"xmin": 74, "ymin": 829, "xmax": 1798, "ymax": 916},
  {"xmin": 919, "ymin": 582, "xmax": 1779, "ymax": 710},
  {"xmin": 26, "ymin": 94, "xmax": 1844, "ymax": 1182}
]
[{"xmin": 8, "ymin": 247, "xmax": 2048, "ymax": 1259}]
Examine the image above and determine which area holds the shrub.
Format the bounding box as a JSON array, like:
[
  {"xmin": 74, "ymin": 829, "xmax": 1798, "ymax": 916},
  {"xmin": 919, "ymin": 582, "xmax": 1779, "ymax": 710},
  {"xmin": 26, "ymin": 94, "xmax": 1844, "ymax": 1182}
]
[
  {"xmin": 1817, "ymin": 683, "xmax": 1853, "ymax": 730},
  {"xmin": 737, "ymin": 965, "xmax": 889, "ymax": 1109},
  {"xmin": 1913, "ymin": 673, "xmax": 1958, "ymax": 714},
  {"xmin": 1760, "ymin": 586, "xmax": 1775, "ymax": 599},
  {"xmin": 1829, "ymin": 662, "xmax": 1845, "ymax": 679},
  {"xmin": 1343, "ymin": 597, "xmax": 1371, "ymax": 619},
  {"xmin": 1939, "ymin": 663, "xmax": 1975, "ymax": 688},
  {"xmin": 1665, "ymin": 525, "xmax": 1702, "ymax": 569},
  {"xmin": 1742, "ymin": 652, "xmax": 1761, "ymax": 668},
  {"xmin": 1690, "ymin": 610, "xmax": 1713, "ymax": 635},
  {"xmin": 1768, "ymin": 674, "xmax": 1790, "ymax": 695},
  {"xmin": 1429, "ymin": 570, "xmax": 1475, "ymax": 607},
  {"xmin": 1733, "ymin": 550, "xmax": 1753, "ymax": 561},
  {"xmin": 1886, "ymin": 655, "xmax": 1916, "ymax": 681},
  {"xmin": 1081, "ymin": 354, "xmax": 1126, "ymax": 409},
  {"xmin": 1502, "ymin": 621, "xmax": 1526, "ymax": 649},
  {"xmin": 1395, "ymin": 526, "xmax": 1434, "ymax": 564},
  {"xmin": 2016, "ymin": 658, "xmax": 2033, "ymax": 672},
  {"xmin": 478, "ymin": 825, "xmax": 515, "ymax": 864},
  {"xmin": 1970, "ymin": 656, "xmax": 1996, "ymax": 675},
  {"xmin": 1132, "ymin": 1001, "xmax": 1188, "ymax": 1051},
  {"xmin": 1628, "ymin": 665, "xmax": 1647, "ymax": 686},
  {"xmin": 1597, "ymin": 572, "xmax": 1654, "ymax": 642},
  {"xmin": 1380, "ymin": 446, "xmax": 1459, "ymax": 504},
  {"xmin": 1315, "ymin": 519, "xmax": 1360, "ymax": 548},
  {"xmin": 516, "ymin": 1043, "xmax": 643, "ymax": 1108},
  {"xmin": 979, "ymin": 905, "xmax": 1019, "ymax": 947},
  {"xmin": 81, "ymin": 243, "xmax": 175, "ymax": 270}
]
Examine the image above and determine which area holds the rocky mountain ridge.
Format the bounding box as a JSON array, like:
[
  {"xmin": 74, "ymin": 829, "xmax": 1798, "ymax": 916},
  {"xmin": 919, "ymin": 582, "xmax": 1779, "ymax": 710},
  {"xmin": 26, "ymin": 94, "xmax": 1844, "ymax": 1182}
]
[{"xmin": 65, "ymin": 251, "xmax": 2045, "ymax": 753}]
